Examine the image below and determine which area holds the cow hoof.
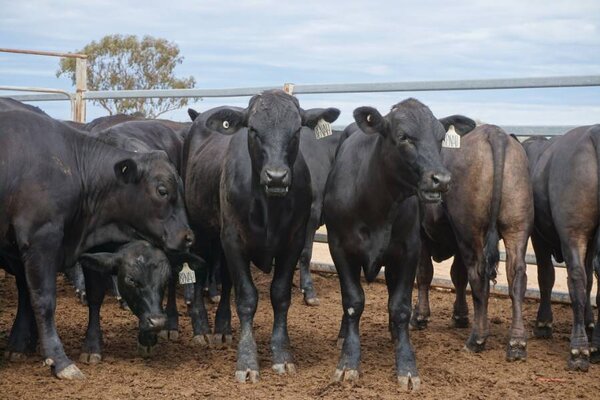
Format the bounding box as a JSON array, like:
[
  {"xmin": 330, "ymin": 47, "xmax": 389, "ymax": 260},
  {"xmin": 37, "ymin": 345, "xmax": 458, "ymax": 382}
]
[
  {"xmin": 192, "ymin": 334, "xmax": 213, "ymax": 348},
  {"xmin": 567, "ymin": 348, "xmax": 590, "ymax": 372},
  {"xmin": 272, "ymin": 362, "xmax": 297, "ymax": 375},
  {"xmin": 506, "ymin": 340, "xmax": 527, "ymax": 362},
  {"xmin": 409, "ymin": 315, "xmax": 429, "ymax": 330},
  {"xmin": 56, "ymin": 364, "xmax": 85, "ymax": 380},
  {"xmin": 158, "ymin": 330, "xmax": 179, "ymax": 341},
  {"xmin": 4, "ymin": 351, "xmax": 27, "ymax": 362},
  {"xmin": 590, "ymin": 347, "xmax": 600, "ymax": 364},
  {"xmin": 213, "ymin": 333, "xmax": 233, "ymax": 348},
  {"xmin": 303, "ymin": 294, "xmax": 320, "ymax": 307},
  {"xmin": 332, "ymin": 368, "xmax": 359, "ymax": 382},
  {"xmin": 464, "ymin": 336, "xmax": 486, "ymax": 353},
  {"xmin": 79, "ymin": 352, "xmax": 102, "ymax": 365},
  {"xmin": 235, "ymin": 369, "xmax": 260, "ymax": 383},
  {"xmin": 397, "ymin": 373, "xmax": 421, "ymax": 392},
  {"xmin": 75, "ymin": 290, "xmax": 87, "ymax": 306},
  {"xmin": 336, "ymin": 338, "xmax": 345, "ymax": 350},
  {"xmin": 137, "ymin": 343, "xmax": 155, "ymax": 358},
  {"xmin": 210, "ymin": 295, "xmax": 221, "ymax": 304},
  {"xmin": 533, "ymin": 321, "xmax": 553, "ymax": 339},
  {"xmin": 452, "ymin": 315, "xmax": 469, "ymax": 329}
]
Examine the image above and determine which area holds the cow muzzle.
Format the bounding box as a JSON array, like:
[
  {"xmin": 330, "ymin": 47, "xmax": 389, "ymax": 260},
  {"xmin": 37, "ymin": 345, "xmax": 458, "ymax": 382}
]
[
  {"xmin": 418, "ymin": 171, "xmax": 451, "ymax": 203},
  {"xmin": 262, "ymin": 167, "xmax": 291, "ymax": 197}
]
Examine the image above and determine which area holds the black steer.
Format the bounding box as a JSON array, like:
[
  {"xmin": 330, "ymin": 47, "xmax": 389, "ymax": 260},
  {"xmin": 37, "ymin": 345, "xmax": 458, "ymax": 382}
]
[
  {"xmin": 182, "ymin": 90, "xmax": 340, "ymax": 382},
  {"xmin": 522, "ymin": 126, "xmax": 600, "ymax": 371},
  {"xmin": 323, "ymin": 99, "xmax": 451, "ymax": 391},
  {"xmin": 0, "ymin": 110, "xmax": 193, "ymax": 379}
]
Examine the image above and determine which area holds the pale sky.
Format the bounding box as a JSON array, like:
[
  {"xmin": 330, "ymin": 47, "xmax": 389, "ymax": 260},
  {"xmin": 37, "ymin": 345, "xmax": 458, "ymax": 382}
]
[{"xmin": 1, "ymin": 0, "xmax": 599, "ymax": 126}]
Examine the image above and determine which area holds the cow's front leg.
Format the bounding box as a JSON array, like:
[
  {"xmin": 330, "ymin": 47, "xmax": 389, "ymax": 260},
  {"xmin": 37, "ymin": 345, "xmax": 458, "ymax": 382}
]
[
  {"xmin": 22, "ymin": 229, "xmax": 84, "ymax": 379},
  {"xmin": 159, "ymin": 275, "xmax": 180, "ymax": 341},
  {"xmin": 270, "ymin": 233, "xmax": 304, "ymax": 375},
  {"xmin": 330, "ymin": 247, "xmax": 363, "ymax": 382},
  {"xmin": 387, "ymin": 244, "xmax": 421, "ymax": 391},
  {"xmin": 79, "ymin": 268, "xmax": 106, "ymax": 364},
  {"xmin": 222, "ymin": 233, "xmax": 259, "ymax": 383}
]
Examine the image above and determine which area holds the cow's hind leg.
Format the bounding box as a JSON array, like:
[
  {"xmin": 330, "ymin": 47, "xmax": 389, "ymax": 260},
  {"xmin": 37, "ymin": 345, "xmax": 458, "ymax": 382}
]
[
  {"xmin": 562, "ymin": 239, "xmax": 591, "ymax": 371},
  {"xmin": 80, "ymin": 268, "xmax": 106, "ymax": 364},
  {"xmin": 410, "ymin": 243, "xmax": 432, "ymax": 330},
  {"xmin": 531, "ymin": 233, "xmax": 555, "ymax": 338},
  {"xmin": 591, "ymin": 270, "xmax": 600, "ymax": 363},
  {"xmin": 6, "ymin": 269, "xmax": 38, "ymax": 361},
  {"xmin": 503, "ymin": 231, "xmax": 528, "ymax": 361},
  {"xmin": 213, "ymin": 254, "xmax": 233, "ymax": 347},
  {"xmin": 461, "ymin": 248, "xmax": 490, "ymax": 353},
  {"xmin": 331, "ymin": 247, "xmax": 363, "ymax": 383},
  {"xmin": 450, "ymin": 254, "xmax": 470, "ymax": 328}
]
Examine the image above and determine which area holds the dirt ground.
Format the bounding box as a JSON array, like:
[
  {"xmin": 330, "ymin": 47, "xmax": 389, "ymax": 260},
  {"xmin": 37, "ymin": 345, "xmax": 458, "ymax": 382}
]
[{"xmin": 0, "ymin": 270, "xmax": 598, "ymax": 400}]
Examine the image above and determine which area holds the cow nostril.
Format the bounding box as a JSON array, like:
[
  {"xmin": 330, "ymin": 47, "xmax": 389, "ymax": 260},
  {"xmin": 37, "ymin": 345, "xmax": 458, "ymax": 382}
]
[
  {"xmin": 432, "ymin": 174, "xmax": 440, "ymax": 185},
  {"xmin": 184, "ymin": 233, "xmax": 194, "ymax": 247},
  {"xmin": 147, "ymin": 316, "xmax": 166, "ymax": 329},
  {"xmin": 265, "ymin": 169, "xmax": 288, "ymax": 184}
]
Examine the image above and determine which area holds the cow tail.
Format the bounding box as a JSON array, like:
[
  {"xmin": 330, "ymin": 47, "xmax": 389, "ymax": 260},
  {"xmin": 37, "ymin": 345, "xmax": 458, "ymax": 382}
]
[
  {"xmin": 483, "ymin": 127, "xmax": 508, "ymax": 282},
  {"xmin": 589, "ymin": 126, "xmax": 600, "ymax": 279}
]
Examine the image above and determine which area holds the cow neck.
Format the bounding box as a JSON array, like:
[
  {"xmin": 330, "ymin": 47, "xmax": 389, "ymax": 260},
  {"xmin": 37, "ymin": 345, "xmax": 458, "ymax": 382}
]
[{"xmin": 69, "ymin": 131, "xmax": 138, "ymax": 232}]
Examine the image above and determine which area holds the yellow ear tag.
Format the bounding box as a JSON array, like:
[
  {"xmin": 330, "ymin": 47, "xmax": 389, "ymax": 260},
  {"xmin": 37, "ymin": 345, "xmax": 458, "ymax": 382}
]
[
  {"xmin": 314, "ymin": 118, "xmax": 332, "ymax": 139},
  {"xmin": 442, "ymin": 125, "xmax": 461, "ymax": 149},
  {"xmin": 179, "ymin": 262, "xmax": 196, "ymax": 285}
]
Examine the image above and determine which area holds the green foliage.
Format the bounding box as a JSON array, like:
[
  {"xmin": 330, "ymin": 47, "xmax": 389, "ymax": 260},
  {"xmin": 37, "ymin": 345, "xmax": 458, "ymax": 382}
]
[{"xmin": 57, "ymin": 34, "xmax": 196, "ymax": 118}]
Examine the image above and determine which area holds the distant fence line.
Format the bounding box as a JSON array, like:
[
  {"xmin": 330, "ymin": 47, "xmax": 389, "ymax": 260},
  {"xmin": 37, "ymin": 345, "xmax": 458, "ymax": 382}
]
[{"xmin": 2, "ymin": 75, "xmax": 600, "ymax": 135}]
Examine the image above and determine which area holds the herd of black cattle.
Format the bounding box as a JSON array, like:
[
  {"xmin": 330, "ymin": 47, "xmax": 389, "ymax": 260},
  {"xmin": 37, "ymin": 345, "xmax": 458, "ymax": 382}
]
[{"xmin": 0, "ymin": 90, "xmax": 599, "ymax": 391}]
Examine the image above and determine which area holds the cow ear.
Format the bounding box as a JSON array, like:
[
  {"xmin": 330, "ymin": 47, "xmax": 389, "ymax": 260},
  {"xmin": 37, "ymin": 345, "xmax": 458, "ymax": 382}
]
[
  {"xmin": 168, "ymin": 252, "xmax": 207, "ymax": 271},
  {"xmin": 205, "ymin": 108, "xmax": 246, "ymax": 135},
  {"xmin": 438, "ymin": 115, "xmax": 476, "ymax": 136},
  {"xmin": 187, "ymin": 108, "xmax": 200, "ymax": 121},
  {"xmin": 353, "ymin": 107, "xmax": 388, "ymax": 136},
  {"xmin": 79, "ymin": 253, "xmax": 121, "ymax": 274},
  {"xmin": 301, "ymin": 108, "xmax": 341, "ymax": 129},
  {"xmin": 114, "ymin": 158, "xmax": 140, "ymax": 184}
]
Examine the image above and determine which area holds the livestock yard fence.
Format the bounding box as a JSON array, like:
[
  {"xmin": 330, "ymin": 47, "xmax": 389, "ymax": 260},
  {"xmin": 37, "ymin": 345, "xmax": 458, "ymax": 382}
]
[{"xmin": 2, "ymin": 48, "xmax": 600, "ymax": 303}]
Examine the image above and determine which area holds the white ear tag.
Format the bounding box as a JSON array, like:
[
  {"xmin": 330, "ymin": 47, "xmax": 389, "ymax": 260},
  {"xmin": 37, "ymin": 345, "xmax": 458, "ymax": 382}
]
[
  {"xmin": 314, "ymin": 118, "xmax": 332, "ymax": 139},
  {"xmin": 178, "ymin": 262, "xmax": 196, "ymax": 285},
  {"xmin": 442, "ymin": 125, "xmax": 461, "ymax": 149}
]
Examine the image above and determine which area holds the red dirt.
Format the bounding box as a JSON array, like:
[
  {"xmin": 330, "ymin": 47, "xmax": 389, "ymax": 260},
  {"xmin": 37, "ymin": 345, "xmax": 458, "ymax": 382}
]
[{"xmin": 1, "ymin": 270, "xmax": 598, "ymax": 399}]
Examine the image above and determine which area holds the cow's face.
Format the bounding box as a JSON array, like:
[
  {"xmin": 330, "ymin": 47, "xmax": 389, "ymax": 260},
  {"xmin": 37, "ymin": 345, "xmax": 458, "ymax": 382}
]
[
  {"xmin": 204, "ymin": 90, "xmax": 340, "ymax": 197},
  {"xmin": 113, "ymin": 151, "xmax": 194, "ymax": 251},
  {"xmin": 354, "ymin": 99, "xmax": 451, "ymax": 203},
  {"xmin": 79, "ymin": 241, "xmax": 170, "ymax": 333}
]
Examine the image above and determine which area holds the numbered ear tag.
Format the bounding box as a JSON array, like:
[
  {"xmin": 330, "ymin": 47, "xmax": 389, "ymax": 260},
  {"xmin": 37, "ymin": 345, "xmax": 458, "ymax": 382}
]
[
  {"xmin": 179, "ymin": 262, "xmax": 196, "ymax": 285},
  {"xmin": 442, "ymin": 125, "xmax": 461, "ymax": 148},
  {"xmin": 314, "ymin": 118, "xmax": 333, "ymax": 139}
]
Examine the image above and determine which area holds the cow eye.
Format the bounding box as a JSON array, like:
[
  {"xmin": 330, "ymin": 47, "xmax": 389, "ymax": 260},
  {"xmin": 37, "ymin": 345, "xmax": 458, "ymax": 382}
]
[
  {"xmin": 124, "ymin": 276, "xmax": 137, "ymax": 287},
  {"xmin": 157, "ymin": 185, "xmax": 168, "ymax": 198}
]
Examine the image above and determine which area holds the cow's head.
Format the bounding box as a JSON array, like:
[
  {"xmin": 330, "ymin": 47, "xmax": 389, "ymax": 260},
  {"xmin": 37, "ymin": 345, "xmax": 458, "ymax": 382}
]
[
  {"xmin": 79, "ymin": 241, "xmax": 170, "ymax": 334},
  {"xmin": 203, "ymin": 90, "xmax": 340, "ymax": 197},
  {"xmin": 113, "ymin": 151, "xmax": 194, "ymax": 251},
  {"xmin": 354, "ymin": 98, "xmax": 451, "ymax": 203}
]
